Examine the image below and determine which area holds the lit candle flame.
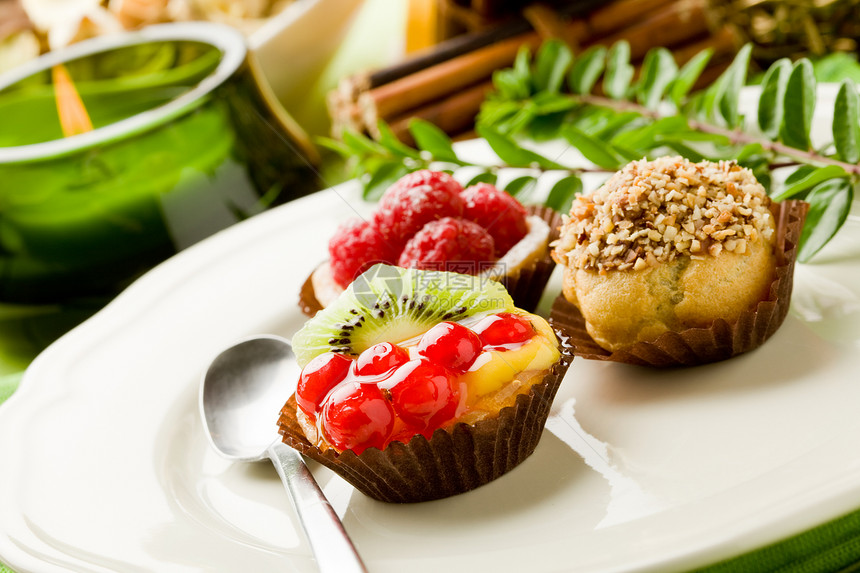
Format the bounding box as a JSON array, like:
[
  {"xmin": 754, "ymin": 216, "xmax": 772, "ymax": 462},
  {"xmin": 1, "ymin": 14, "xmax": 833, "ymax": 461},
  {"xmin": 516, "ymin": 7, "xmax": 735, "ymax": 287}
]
[{"xmin": 52, "ymin": 64, "xmax": 94, "ymax": 138}]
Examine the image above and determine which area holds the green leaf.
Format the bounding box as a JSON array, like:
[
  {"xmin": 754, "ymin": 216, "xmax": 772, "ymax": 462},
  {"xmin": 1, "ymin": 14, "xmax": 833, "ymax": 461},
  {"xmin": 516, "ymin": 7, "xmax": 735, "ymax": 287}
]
[
  {"xmin": 603, "ymin": 41, "xmax": 634, "ymax": 100},
  {"xmin": 610, "ymin": 143, "xmax": 642, "ymax": 163},
  {"xmin": 504, "ymin": 175, "xmax": 538, "ymax": 202},
  {"xmin": 465, "ymin": 171, "xmax": 497, "ymax": 187},
  {"xmin": 530, "ymin": 92, "xmax": 578, "ymax": 115},
  {"xmin": 408, "ymin": 118, "xmax": 463, "ymax": 164},
  {"xmin": 315, "ymin": 136, "xmax": 354, "ymax": 158},
  {"xmin": 771, "ymin": 164, "xmax": 848, "ymax": 201},
  {"xmin": 669, "ymin": 49, "xmax": 712, "ymax": 107},
  {"xmin": 545, "ymin": 175, "xmax": 582, "ymax": 212},
  {"xmin": 568, "ymin": 45, "xmax": 606, "ymax": 95},
  {"xmin": 477, "ymin": 125, "xmax": 564, "ymax": 169},
  {"xmin": 799, "ymin": 179, "xmax": 853, "ymax": 262},
  {"xmin": 496, "ymin": 104, "xmax": 536, "ymax": 135},
  {"xmin": 716, "ymin": 43, "xmax": 752, "ymax": 128},
  {"xmin": 593, "ymin": 111, "xmax": 642, "ymax": 139},
  {"xmin": 514, "ymin": 45, "xmax": 532, "ymax": 80},
  {"xmin": 477, "ymin": 99, "xmax": 522, "ymax": 129},
  {"xmin": 562, "ymin": 124, "xmax": 624, "ymax": 169},
  {"xmin": 661, "ymin": 141, "xmax": 707, "ymax": 162},
  {"xmin": 780, "ymin": 59, "xmax": 816, "ymax": 150},
  {"xmin": 492, "ymin": 68, "xmax": 530, "ymax": 100},
  {"xmin": 699, "ymin": 71, "xmax": 726, "ymax": 123},
  {"xmin": 833, "ymin": 79, "xmax": 860, "ymax": 164},
  {"xmin": 782, "ymin": 164, "xmax": 816, "ymax": 186},
  {"xmin": 573, "ymin": 106, "xmax": 615, "ymax": 132},
  {"xmin": 526, "ymin": 111, "xmax": 569, "ymax": 141},
  {"xmin": 363, "ymin": 162, "xmax": 411, "ymax": 201},
  {"xmin": 812, "ymin": 52, "xmax": 860, "ymax": 83},
  {"xmin": 376, "ymin": 121, "xmax": 421, "ymax": 159},
  {"xmin": 757, "ymin": 58, "xmax": 791, "ymax": 139},
  {"xmin": 736, "ymin": 143, "xmax": 767, "ymax": 162},
  {"xmin": 655, "ymin": 130, "xmax": 731, "ymax": 145},
  {"xmin": 612, "ymin": 115, "xmax": 687, "ymax": 152},
  {"xmin": 636, "ymin": 47, "xmax": 678, "ymax": 109},
  {"xmin": 533, "ymin": 39, "xmax": 573, "ymax": 93},
  {"xmin": 341, "ymin": 129, "xmax": 388, "ymax": 156}
]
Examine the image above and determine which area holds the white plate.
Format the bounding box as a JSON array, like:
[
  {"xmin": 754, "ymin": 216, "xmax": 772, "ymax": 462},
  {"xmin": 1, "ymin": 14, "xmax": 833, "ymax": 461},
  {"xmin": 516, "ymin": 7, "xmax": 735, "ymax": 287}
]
[{"xmin": 2, "ymin": 98, "xmax": 860, "ymax": 572}]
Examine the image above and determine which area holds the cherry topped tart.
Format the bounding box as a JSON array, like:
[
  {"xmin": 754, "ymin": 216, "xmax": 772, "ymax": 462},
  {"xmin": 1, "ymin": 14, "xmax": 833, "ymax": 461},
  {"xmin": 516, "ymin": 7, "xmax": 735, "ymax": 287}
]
[
  {"xmin": 308, "ymin": 170, "xmax": 553, "ymax": 311},
  {"xmin": 288, "ymin": 264, "xmax": 561, "ymax": 456}
]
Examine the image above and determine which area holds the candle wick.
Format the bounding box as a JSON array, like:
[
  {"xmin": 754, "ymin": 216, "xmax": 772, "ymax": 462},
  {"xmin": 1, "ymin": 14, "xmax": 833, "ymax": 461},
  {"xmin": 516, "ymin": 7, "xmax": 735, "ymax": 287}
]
[{"xmin": 52, "ymin": 64, "xmax": 94, "ymax": 138}]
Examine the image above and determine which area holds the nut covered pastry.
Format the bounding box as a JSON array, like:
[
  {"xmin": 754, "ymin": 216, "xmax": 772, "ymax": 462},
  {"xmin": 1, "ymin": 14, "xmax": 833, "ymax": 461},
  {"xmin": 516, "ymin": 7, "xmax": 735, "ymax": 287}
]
[{"xmin": 552, "ymin": 156, "xmax": 789, "ymax": 357}]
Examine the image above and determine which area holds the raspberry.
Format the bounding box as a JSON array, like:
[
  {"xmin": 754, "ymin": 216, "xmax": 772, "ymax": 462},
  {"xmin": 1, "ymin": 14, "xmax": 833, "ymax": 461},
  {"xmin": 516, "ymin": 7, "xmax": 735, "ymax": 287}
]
[
  {"xmin": 398, "ymin": 217, "xmax": 495, "ymax": 273},
  {"xmin": 460, "ymin": 183, "xmax": 528, "ymax": 256},
  {"xmin": 373, "ymin": 170, "xmax": 465, "ymax": 248},
  {"xmin": 328, "ymin": 218, "xmax": 398, "ymax": 288}
]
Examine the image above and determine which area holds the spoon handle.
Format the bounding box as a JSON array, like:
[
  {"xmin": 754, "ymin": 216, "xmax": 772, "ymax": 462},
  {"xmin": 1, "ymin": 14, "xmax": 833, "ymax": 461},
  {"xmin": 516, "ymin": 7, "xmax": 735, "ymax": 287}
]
[{"xmin": 267, "ymin": 441, "xmax": 369, "ymax": 573}]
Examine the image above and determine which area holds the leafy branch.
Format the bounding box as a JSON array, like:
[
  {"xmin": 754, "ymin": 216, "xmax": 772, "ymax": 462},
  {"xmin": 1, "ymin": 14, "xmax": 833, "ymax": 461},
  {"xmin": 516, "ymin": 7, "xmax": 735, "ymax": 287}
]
[
  {"xmin": 318, "ymin": 117, "xmax": 597, "ymax": 213},
  {"xmin": 321, "ymin": 39, "xmax": 860, "ymax": 262}
]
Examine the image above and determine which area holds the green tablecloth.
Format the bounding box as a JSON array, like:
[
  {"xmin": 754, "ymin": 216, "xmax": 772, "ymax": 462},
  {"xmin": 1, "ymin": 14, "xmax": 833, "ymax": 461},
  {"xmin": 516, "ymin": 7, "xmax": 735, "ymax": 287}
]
[{"xmin": 0, "ymin": 373, "xmax": 859, "ymax": 572}]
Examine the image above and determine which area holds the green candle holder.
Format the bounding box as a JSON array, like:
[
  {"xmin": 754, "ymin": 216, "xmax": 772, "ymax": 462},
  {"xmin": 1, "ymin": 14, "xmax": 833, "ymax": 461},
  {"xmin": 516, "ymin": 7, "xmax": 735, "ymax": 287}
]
[{"xmin": 0, "ymin": 23, "xmax": 321, "ymax": 304}]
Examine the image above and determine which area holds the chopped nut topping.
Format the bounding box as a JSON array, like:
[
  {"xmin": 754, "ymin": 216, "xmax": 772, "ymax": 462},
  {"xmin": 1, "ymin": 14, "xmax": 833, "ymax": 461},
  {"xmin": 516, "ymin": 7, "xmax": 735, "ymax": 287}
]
[{"xmin": 553, "ymin": 157, "xmax": 775, "ymax": 272}]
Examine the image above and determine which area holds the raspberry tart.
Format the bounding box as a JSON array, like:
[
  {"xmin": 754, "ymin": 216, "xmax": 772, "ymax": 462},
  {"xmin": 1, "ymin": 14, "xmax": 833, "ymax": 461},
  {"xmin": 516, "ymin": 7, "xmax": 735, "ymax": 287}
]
[
  {"xmin": 301, "ymin": 170, "xmax": 561, "ymax": 316},
  {"xmin": 279, "ymin": 264, "xmax": 574, "ymax": 502}
]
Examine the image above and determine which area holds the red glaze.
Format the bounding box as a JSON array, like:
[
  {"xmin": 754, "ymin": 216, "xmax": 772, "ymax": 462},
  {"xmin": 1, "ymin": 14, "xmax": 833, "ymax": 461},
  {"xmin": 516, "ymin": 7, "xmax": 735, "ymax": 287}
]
[
  {"xmin": 417, "ymin": 321, "xmax": 482, "ymax": 372},
  {"xmin": 397, "ymin": 217, "xmax": 495, "ymax": 273},
  {"xmin": 387, "ymin": 421, "xmax": 429, "ymax": 445},
  {"xmin": 320, "ymin": 382, "xmax": 395, "ymax": 455},
  {"xmin": 473, "ymin": 312, "xmax": 534, "ymax": 346},
  {"xmin": 383, "ymin": 358, "xmax": 459, "ymax": 429},
  {"xmin": 296, "ymin": 352, "xmax": 352, "ymax": 418},
  {"xmin": 460, "ymin": 183, "xmax": 528, "ymax": 256},
  {"xmin": 354, "ymin": 342, "xmax": 409, "ymax": 376}
]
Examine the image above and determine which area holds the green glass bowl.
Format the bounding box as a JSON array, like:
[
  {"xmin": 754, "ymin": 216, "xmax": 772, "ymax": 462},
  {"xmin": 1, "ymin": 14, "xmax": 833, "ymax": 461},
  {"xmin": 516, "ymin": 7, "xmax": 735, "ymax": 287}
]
[{"xmin": 0, "ymin": 22, "xmax": 321, "ymax": 303}]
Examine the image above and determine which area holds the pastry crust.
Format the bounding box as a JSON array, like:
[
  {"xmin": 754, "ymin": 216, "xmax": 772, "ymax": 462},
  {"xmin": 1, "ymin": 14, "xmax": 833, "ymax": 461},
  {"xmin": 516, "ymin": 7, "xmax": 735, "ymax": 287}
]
[
  {"xmin": 562, "ymin": 234, "xmax": 776, "ymax": 351},
  {"xmin": 554, "ymin": 156, "xmax": 778, "ymax": 353}
]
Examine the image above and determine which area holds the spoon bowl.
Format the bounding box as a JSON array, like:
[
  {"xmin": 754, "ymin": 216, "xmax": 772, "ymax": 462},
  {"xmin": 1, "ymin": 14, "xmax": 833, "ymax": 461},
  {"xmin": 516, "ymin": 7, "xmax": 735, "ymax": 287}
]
[
  {"xmin": 201, "ymin": 335, "xmax": 298, "ymax": 461},
  {"xmin": 200, "ymin": 335, "xmax": 367, "ymax": 572}
]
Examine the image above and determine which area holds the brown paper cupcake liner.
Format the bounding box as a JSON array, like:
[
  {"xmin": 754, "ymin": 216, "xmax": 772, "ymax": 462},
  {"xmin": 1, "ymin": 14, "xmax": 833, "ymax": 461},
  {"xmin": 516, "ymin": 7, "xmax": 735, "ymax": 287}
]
[
  {"xmin": 277, "ymin": 335, "xmax": 575, "ymax": 503},
  {"xmin": 548, "ymin": 200, "xmax": 809, "ymax": 368},
  {"xmin": 298, "ymin": 205, "xmax": 563, "ymax": 317}
]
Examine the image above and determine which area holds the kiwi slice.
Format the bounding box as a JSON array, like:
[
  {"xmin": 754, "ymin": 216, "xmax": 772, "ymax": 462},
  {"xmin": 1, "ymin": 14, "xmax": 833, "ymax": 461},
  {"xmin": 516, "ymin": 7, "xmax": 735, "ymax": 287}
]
[{"xmin": 292, "ymin": 264, "xmax": 514, "ymax": 367}]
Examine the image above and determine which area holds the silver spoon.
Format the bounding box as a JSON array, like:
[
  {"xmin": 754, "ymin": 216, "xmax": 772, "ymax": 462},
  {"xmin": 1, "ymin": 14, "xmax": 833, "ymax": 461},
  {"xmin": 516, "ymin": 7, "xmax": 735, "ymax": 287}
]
[{"xmin": 200, "ymin": 334, "xmax": 368, "ymax": 572}]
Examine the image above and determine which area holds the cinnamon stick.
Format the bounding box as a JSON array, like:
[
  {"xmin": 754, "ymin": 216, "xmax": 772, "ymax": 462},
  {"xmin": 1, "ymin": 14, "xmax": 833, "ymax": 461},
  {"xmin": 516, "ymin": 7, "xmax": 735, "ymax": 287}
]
[
  {"xmin": 585, "ymin": 0, "xmax": 678, "ymax": 37},
  {"xmin": 386, "ymin": 80, "xmax": 494, "ymax": 145},
  {"xmin": 363, "ymin": 0, "xmax": 711, "ymax": 127},
  {"xmin": 361, "ymin": 32, "xmax": 543, "ymax": 121},
  {"xmin": 523, "ymin": 3, "xmax": 585, "ymax": 50},
  {"xmin": 368, "ymin": 20, "xmax": 533, "ymax": 89},
  {"xmin": 330, "ymin": 0, "xmax": 729, "ymax": 142},
  {"xmin": 366, "ymin": 0, "xmax": 662, "ymax": 91},
  {"xmin": 588, "ymin": 0, "xmax": 713, "ymax": 59}
]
